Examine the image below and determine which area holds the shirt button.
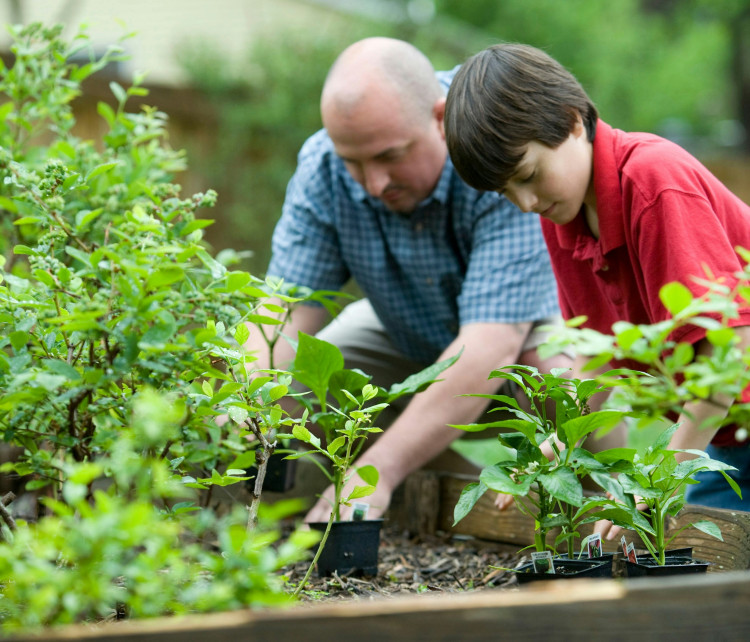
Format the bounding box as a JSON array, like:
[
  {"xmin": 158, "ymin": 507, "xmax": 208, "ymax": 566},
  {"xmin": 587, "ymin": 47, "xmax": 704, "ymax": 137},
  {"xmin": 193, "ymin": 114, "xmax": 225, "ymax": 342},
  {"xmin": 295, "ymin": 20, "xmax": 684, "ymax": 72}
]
[
  {"xmin": 414, "ymin": 222, "xmax": 424, "ymax": 232},
  {"xmin": 426, "ymin": 278, "xmax": 433, "ymax": 285},
  {"xmin": 600, "ymin": 264, "xmax": 609, "ymax": 272}
]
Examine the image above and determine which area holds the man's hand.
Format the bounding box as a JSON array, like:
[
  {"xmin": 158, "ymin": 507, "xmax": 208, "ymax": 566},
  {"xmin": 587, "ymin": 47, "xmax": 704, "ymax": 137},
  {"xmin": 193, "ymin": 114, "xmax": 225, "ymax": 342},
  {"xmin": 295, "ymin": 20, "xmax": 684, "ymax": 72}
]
[{"xmin": 304, "ymin": 470, "xmax": 394, "ymax": 522}]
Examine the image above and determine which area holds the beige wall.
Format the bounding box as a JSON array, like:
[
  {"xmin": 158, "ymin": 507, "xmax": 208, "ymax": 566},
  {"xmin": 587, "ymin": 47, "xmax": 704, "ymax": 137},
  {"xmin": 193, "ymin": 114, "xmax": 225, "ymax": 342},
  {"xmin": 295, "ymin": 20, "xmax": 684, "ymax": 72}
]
[{"xmin": 0, "ymin": 0, "xmax": 347, "ymax": 86}]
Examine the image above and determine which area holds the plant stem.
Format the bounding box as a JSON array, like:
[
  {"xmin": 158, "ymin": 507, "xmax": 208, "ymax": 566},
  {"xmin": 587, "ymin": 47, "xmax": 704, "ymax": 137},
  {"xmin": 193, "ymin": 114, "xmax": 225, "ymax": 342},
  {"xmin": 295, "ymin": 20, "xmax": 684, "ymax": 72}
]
[{"xmin": 293, "ymin": 479, "xmax": 341, "ymax": 597}]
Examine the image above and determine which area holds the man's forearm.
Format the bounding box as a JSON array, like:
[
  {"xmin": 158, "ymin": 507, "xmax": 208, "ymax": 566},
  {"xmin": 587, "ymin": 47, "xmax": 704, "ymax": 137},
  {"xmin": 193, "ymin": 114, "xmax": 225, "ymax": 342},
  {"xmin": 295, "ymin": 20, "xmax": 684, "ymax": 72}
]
[
  {"xmin": 354, "ymin": 322, "xmax": 530, "ymax": 489},
  {"xmin": 242, "ymin": 299, "xmax": 330, "ymax": 372}
]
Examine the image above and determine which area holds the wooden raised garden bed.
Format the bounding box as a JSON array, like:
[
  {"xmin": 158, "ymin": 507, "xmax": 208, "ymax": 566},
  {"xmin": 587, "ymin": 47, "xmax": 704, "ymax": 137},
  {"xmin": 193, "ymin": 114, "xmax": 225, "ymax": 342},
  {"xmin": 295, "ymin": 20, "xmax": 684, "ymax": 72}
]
[{"xmin": 10, "ymin": 470, "xmax": 750, "ymax": 642}]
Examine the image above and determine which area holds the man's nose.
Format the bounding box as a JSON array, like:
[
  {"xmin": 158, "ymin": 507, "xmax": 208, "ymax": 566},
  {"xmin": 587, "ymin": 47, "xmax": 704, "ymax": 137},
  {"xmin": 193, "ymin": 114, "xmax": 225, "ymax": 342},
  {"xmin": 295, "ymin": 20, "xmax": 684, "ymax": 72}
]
[{"xmin": 362, "ymin": 164, "xmax": 389, "ymax": 198}]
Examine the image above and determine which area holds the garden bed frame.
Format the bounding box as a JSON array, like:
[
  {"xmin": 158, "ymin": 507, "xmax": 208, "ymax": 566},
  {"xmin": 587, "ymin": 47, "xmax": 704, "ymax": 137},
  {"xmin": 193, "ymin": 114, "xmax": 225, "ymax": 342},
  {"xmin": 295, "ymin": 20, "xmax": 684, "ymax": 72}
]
[{"xmin": 10, "ymin": 471, "xmax": 750, "ymax": 642}]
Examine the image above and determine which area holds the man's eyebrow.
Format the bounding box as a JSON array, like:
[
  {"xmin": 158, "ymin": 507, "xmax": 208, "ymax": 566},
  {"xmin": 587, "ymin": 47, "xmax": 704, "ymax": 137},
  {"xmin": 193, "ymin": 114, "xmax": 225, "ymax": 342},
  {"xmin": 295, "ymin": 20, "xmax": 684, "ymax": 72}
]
[{"xmin": 338, "ymin": 143, "xmax": 410, "ymax": 164}]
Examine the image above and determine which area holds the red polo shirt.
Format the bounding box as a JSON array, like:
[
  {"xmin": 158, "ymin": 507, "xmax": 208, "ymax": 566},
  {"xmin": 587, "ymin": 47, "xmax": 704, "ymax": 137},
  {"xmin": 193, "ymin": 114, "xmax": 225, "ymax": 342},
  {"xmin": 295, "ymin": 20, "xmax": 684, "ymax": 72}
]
[{"xmin": 541, "ymin": 120, "xmax": 750, "ymax": 446}]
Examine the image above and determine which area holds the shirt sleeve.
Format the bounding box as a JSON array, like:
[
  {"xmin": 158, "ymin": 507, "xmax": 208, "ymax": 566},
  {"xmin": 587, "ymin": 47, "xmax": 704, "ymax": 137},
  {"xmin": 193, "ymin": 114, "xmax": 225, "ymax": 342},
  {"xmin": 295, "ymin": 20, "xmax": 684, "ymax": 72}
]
[
  {"xmin": 457, "ymin": 194, "xmax": 560, "ymax": 326},
  {"xmin": 632, "ymin": 188, "xmax": 750, "ymax": 344},
  {"xmin": 267, "ymin": 135, "xmax": 351, "ymax": 292}
]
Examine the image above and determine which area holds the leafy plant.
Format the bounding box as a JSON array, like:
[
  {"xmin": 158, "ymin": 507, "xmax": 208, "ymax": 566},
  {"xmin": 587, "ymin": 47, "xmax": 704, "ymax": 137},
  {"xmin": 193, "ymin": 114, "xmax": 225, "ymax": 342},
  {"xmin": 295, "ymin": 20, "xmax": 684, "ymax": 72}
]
[
  {"xmin": 536, "ymin": 270, "xmax": 750, "ymax": 565},
  {"xmin": 592, "ymin": 422, "xmax": 740, "ymax": 565},
  {"xmin": 287, "ymin": 331, "xmax": 459, "ymax": 594},
  {"xmin": 0, "ymin": 22, "xmax": 325, "ymax": 629},
  {"xmin": 452, "ymin": 365, "xmax": 632, "ymax": 558},
  {"xmin": 0, "ymin": 392, "xmax": 317, "ymax": 632}
]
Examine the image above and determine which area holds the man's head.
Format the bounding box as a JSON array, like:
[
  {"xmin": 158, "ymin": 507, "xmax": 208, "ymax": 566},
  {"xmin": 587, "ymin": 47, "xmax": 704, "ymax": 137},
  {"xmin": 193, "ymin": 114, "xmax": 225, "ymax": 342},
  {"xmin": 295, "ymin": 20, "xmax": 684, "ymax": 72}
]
[
  {"xmin": 444, "ymin": 43, "xmax": 598, "ymax": 195},
  {"xmin": 321, "ymin": 37, "xmax": 447, "ymax": 213}
]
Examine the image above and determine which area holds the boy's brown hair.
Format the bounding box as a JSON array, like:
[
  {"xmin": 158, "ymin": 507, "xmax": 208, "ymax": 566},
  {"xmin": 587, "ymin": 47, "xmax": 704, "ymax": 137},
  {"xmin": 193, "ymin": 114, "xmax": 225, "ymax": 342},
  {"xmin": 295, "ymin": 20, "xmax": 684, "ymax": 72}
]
[{"xmin": 445, "ymin": 43, "xmax": 598, "ymax": 192}]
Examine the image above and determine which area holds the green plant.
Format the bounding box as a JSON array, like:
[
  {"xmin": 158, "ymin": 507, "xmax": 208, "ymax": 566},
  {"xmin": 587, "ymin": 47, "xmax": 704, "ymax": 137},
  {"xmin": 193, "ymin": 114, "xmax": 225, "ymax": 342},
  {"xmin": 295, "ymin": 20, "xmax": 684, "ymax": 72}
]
[
  {"xmin": 0, "ymin": 392, "xmax": 317, "ymax": 632},
  {"xmin": 287, "ymin": 331, "xmax": 459, "ymax": 594},
  {"xmin": 0, "ymin": 22, "xmax": 323, "ymax": 629},
  {"xmin": 536, "ymin": 271, "xmax": 750, "ymax": 565},
  {"xmin": 592, "ymin": 422, "xmax": 740, "ymax": 565},
  {"xmin": 452, "ymin": 365, "xmax": 632, "ymax": 558}
]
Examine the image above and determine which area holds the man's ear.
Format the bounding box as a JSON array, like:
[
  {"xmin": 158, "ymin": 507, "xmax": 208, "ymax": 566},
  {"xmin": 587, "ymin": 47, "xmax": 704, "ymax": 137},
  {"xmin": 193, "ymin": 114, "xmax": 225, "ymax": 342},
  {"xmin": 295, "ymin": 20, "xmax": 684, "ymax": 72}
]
[{"xmin": 434, "ymin": 96, "xmax": 447, "ymax": 139}]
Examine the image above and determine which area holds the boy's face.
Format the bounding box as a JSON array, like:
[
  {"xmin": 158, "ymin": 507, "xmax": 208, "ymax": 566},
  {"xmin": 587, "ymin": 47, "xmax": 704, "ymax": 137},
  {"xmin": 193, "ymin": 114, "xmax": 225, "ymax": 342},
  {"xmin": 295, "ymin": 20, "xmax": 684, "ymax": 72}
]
[{"xmin": 499, "ymin": 120, "xmax": 593, "ymax": 225}]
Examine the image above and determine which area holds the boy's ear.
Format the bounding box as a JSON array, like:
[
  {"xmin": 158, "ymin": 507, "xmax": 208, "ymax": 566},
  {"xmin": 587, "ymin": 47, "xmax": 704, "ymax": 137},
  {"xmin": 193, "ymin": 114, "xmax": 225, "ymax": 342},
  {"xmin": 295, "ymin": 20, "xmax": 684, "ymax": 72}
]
[{"xmin": 572, "ymin": 111, "xmax": 586, "ymax": 138}]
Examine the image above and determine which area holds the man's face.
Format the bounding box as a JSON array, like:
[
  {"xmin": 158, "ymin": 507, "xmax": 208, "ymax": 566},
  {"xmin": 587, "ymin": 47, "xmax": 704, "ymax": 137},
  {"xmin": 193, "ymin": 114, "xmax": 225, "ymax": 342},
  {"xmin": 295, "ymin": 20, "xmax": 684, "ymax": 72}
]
[
  {"xmin": 323, "ymin": 94, "xmax": 448, "ymax": 214},
  {"xmin": 499, "ymin": 120, "xmax": 593, "ymax": 225}
]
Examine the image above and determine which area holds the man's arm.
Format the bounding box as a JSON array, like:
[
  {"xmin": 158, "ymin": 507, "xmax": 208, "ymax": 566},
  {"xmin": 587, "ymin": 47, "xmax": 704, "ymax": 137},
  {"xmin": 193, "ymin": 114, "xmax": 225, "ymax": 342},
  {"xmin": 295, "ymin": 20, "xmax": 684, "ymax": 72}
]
[
  {"xmin": 304, "ymin": 321, "xmax": 533, "ymax": 521},
  {"xmin": 243, "ymin": 300, "xmax": 330, "ymax": 372}
]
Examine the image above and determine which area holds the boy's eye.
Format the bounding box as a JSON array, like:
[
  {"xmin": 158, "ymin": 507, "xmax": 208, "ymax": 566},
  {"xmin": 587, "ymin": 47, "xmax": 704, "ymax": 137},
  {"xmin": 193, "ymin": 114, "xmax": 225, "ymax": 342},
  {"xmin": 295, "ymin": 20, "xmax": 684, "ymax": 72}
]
[{"xmin": 520, "ymin": 171, "xmax": 536, "ymax": 183}]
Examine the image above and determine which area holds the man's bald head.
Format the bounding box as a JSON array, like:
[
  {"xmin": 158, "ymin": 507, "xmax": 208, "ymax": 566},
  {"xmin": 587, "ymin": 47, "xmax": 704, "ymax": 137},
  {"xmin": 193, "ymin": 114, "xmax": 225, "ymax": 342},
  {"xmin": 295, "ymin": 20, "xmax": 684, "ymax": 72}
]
[{"xmin": 321, "ymin": 37, "xmax": 443, "ymax": 127}]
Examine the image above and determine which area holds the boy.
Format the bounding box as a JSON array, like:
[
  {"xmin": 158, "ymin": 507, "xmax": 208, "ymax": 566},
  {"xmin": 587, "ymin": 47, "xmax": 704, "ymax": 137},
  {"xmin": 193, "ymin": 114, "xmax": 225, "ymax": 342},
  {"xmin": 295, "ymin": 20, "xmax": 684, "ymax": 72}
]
[{"xmin": 443, "ymin": 43, "xmax": 750, "ymax": 515}]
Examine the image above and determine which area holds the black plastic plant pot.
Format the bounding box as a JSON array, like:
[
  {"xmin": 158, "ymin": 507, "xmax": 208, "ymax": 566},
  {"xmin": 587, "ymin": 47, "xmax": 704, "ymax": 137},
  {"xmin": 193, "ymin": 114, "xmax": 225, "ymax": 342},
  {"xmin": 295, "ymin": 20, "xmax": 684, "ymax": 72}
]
[
  {"xmin": 625, "ymin": 548, "xmax": 709, "ymax": 577},
  {"xmin": 246, "ymin": 451, "xmax": 297, "ymax": 493},
  {"xmin": 515, "ymin": 557, "xmax": 611, "ymax": 584},
  {"xmin": 561, "ymin": 552, "xmax": 615, "ymax": 577},
  {"xmin": 308, "ymin": 519, "xmax": 384, "ymax": 577}
]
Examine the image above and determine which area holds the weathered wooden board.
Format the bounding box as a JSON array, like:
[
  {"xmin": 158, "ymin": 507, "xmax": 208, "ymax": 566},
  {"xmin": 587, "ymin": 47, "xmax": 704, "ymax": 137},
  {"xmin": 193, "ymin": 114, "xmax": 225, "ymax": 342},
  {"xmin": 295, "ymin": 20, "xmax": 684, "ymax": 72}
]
[{"xmin": 13, "ymin": 571, "xmax": 750, "ymax": 642}]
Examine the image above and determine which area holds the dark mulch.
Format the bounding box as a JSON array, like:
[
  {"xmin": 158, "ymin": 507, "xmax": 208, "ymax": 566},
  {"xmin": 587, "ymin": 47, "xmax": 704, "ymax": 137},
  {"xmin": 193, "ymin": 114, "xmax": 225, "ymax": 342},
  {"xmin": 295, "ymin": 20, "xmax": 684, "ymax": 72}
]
[{"xmin": 283, "ymin": 525, "xmax": 525, "ymax": 603}]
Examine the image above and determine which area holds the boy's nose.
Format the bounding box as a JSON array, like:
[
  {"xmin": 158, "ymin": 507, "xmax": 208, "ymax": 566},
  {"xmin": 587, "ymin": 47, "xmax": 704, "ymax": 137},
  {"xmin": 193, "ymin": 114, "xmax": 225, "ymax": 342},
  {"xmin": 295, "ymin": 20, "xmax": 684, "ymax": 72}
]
[{"xmin": 512, "ymin": 187, "xmax": 538, "ymax": 213}]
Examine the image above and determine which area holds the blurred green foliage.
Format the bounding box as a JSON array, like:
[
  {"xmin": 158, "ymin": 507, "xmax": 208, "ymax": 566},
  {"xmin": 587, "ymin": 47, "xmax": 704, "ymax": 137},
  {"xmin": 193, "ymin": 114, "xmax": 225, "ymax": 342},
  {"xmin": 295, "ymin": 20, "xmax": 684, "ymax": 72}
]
[{"xmin": 177, "ymin": 1, "xmax": 744, "ymax": 274}]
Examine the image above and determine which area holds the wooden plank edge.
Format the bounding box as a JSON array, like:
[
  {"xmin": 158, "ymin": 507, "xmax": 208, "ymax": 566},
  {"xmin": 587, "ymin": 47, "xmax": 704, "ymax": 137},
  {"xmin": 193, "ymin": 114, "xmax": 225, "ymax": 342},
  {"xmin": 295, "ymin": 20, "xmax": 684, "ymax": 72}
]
[{"xmin": 10, "ymin": 571, "xmax": 750, "ymax": 642}]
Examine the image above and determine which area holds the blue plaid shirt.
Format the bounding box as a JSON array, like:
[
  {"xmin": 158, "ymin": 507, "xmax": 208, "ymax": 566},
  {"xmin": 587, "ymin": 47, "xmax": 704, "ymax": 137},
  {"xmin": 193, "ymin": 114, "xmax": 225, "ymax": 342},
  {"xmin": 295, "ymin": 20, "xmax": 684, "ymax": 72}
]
[{"xmin": 268, "ymin": 70, "xmax": 559, "ymax": 364}]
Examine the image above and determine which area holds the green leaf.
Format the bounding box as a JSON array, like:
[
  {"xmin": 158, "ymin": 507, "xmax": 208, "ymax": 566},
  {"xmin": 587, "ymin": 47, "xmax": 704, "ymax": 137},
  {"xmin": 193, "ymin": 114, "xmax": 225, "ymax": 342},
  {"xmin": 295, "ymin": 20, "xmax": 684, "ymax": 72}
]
[
  {"xmin": 659, "ymin": 282, "xmax": 693, "ymax": 315},
  {"xmin": 43, "ymin": 359, "xmax": 81, "ymax": 381},
  {"xmin": 327, "ymin": 436, "xmax": 346, "ymax": 456},
  {"xmin": 13, "ymin": 216, "xmax": 41, "ymax": 226},
  {"xmin": 346, "ymin": 485, "xmax": 375, "ymax": 501},
  {"xmin": 292, "ymin": 424, "xmax": 320, "ymax": 449},
  {"xmin": 146, "ymin": 265, "xmax": 185, "ymax": 290},
  {"xmin": 109, "ymin": 80, "xmax": 127, "ymax": 104},
  {"xmin": 291, "ymin": 333, "xmax": 344, "ymax": 407},
  {"xmin": 197, "ymin": 249, "xmax": 227, "ymax": 279},
  {"xmin": 691, "ymin": 519, "xmax": 723, "ymax": 541},
  {"xmin": 560, "ymin": 410, "xmax": 626, "ymax": 446},
  {"xmin": 706, "ymin": 327, "xmax": 736, "ymax": 348},
  {"xmin": 86, "ymin": 161, "xmax": 120, "ymax": 182},
  {"xmin": 539, "ymin": 466, "xmax": 582, "ymax": 507},
  {"xmin": 228, "ymin": 406, "xmax": 248, "ymax": 424},
  {"xmin": 356, "ymin": 464, "xmax": 379, "ymax": 486},
  {"xmin": 386, "ymin": 351, "xmax": 461, "ymax": 401},
  {"xmin": 453, "ymin": 481, "xmax": 487, "ymax": 525},
  {"xmin": 180, "ymin": 219, "xmax": 214, "ymax": 236},
  {"xmin": 233, "ymin": 323, "xmax": 250, "ymax": 347},
  {"xmin": 480, "ymin": 464, "xmax": 534, "ymax": 496},
  {"xmin": 0, "ymin": 195, "xmax": 18, "ymax": 213}
]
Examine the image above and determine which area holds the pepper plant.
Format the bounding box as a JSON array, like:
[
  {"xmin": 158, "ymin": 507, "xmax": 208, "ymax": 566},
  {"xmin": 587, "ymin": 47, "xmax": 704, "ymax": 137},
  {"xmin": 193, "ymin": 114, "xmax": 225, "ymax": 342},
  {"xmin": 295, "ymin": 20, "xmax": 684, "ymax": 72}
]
[
  {"xmin": 452, "ymin": 365, "xmax": 638, "ymax": 558},
  {"xmin": 535, "ymin": 270, "xmax": 750, "ymax": 564},
  {"xmin": 590, "ymin": 422, "xmax": 739, "ymax": 565}
]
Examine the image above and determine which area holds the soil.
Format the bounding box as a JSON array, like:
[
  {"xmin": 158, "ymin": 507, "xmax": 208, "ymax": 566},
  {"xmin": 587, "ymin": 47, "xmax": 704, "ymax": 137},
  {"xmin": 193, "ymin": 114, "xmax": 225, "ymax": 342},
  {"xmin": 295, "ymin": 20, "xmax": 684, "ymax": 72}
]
[{"xmin": 282, "ymin": 524, "xmax": 524, "ymax": 602}]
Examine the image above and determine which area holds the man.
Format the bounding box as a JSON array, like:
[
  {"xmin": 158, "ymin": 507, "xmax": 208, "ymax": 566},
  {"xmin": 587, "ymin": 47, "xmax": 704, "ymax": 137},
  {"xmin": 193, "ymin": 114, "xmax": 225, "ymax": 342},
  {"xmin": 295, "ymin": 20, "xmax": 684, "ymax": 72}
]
[{"xmin": 247, "ymin": 37, "xmax": 566, "ymax": 521}]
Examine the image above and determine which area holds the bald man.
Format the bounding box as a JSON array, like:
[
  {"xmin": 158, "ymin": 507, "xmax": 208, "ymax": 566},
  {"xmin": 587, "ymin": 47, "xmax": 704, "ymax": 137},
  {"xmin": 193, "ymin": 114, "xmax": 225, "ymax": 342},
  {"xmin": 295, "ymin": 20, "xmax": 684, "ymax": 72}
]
[{"xmin": 245, "ymin": 38, "xmax": 565, "ymax": 521}]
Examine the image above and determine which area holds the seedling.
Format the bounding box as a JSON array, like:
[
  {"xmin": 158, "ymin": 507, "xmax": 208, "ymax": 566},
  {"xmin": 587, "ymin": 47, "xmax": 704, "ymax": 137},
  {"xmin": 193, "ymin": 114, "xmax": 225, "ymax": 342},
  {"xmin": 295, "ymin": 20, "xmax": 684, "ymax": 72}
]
[{"xmin": 287, "ymin": 332, "xmax": 459, "ymax": 593}]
